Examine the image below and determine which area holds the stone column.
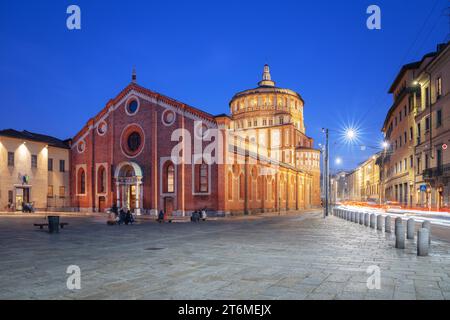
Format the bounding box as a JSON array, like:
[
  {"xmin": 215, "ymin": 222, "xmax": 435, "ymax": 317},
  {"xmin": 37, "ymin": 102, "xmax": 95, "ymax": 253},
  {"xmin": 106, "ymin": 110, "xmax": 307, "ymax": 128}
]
[
  {"xmin": 116, "ymin": 182, "xmax": 121, "ymax": 208},
  {"xmin": 407, "ymin": 218, "xmax": 415, "ymax": 240},
  {"xmin": 370, "ymin": 214, "xmax": 376, "ymax": 228},
  {"xmin": 385, "ymin": 216, "xmax": 391, "ymax": 233},
  {"xmin": 377, "ymin": 215, "xmax": 383, "ymax": 231},
  {"xmin": 395, "ymin": 217, "xmax": 405, "ymax": 249}
]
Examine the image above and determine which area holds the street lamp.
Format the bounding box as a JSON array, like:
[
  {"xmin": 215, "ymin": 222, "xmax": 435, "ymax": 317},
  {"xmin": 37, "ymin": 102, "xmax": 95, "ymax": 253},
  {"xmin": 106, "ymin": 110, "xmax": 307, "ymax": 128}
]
[{"xmin": 335, "ymin": 157, "xmax": 342, "ymax": 165}]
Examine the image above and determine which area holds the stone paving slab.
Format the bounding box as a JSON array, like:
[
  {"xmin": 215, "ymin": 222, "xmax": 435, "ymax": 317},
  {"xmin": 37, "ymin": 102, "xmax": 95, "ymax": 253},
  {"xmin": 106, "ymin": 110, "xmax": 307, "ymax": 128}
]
[{"xmin": 0, "ymin": 211, "xmax": 449, "ymax": 300}]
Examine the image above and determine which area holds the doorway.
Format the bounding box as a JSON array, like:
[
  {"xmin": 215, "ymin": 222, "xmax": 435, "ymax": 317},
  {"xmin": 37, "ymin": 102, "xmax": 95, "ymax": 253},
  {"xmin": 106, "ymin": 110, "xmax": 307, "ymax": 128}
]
[
  {"xmin": 98, "ymin": 196, "xmax": 106, "ymax": 212},
  {"xmin": 164, "ymin": 197, "xmax": 174, "ymax": 216},
  {"xmin": 15, "ymin": 187, "xmax": 30, "ymax": 211}
]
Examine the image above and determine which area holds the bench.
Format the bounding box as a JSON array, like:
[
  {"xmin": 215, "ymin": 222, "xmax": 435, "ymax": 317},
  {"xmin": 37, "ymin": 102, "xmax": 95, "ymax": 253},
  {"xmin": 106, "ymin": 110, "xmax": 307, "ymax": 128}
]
[{"xmin": 34, "ymin": 222, "xmax": 69, "ymax": 229}]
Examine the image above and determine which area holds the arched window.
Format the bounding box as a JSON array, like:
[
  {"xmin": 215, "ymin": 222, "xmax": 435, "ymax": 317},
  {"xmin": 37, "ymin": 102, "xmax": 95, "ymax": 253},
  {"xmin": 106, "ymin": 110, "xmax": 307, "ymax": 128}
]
[
  {"xmin": 78, "ymin": 168, "xmax": 86, "ymax": 195},
  {"xmin": 97, "ymin": 166, "xmax": 106, "ymax": 193},
  {"xmin": 195, "ymin": 162, "xmax": 209, "ymax": 193},
  {"xmin": 228, "ymin": 172, "xmax": 233, "ymax": 200},
  {"xmin": 272, "ymin": 179, "xmax": 275, "ymax": 201},
  {"xmin": 163, "ymin": 162, "xmax": 175, "ymax": 193},
  {"xmin": 239, "ymin": 173, "xmax": 245, "ymax": 200},
  {"xmin": 257, "ymin": 177, "xmax": 263, "ymax": 200}
]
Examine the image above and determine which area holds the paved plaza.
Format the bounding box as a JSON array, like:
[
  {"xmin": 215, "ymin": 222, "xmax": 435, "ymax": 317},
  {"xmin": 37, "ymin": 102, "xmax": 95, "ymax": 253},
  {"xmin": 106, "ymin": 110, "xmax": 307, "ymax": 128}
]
[{"xmin": 1, "ymin": 211, "xmax": 450, "ymax": 300}]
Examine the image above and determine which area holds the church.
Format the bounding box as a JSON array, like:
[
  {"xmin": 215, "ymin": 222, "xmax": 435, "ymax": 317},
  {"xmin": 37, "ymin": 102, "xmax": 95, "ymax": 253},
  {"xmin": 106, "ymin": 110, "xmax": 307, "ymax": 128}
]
[{"xmin": 70, "ymin": 65, "xmax": 321, "ymax": 216}]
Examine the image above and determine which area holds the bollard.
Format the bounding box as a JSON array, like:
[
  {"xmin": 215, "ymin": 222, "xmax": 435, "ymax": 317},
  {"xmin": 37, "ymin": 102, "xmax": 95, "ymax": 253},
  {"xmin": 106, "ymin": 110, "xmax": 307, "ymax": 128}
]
[
  {"xmin": 359, "ymin": 212, "xmax": 364, "ymax": 225},
  {"xmin": 385, "ymin": 216, "xmax": 391, "ymax": 233},
  {"xmin": 346, "ymin": 211, "xmax": 350, "ymax": 221},
  {"xmin": 377, "ymin": 215, "xmax": 383, "ymax": 231},
  {"xmin": 364, "ymin": 213, "xmax": 369, "ymax": 226},
  {"xmin": 395, "ymin": 217, "xmax": 405, "ymax": 249},
  {"xmin": 355, "ymin": 212, "xmax": 359, "ymax": 224},
  {"xmin": 407, "ymin": 218, "xmax": 415, "ymax": 240},
  {"xmin": 352, "ymin": 212, "xmax": 356, "ymax": 223},
  {"xmin": 422, "ymin": 220, "xmax": 431, "ymax": 244},
  {"xmin": 370, "ymin": 214, "xmax": 376, "ymax": 229},
  {"xmin": 417, "ymin": 228, "xmax": 430, "ymax": 256}
]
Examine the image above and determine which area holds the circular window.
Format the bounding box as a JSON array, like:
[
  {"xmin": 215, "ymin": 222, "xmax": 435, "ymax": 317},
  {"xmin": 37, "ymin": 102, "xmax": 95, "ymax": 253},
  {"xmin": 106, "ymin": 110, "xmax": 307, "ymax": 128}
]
[
  {"xmin": 162, "ymin": 109, "xmax": 176, "ymax": 126},
  {"xmin": 195, "ymin": 122, "xmax": 208, "ymax": 139},
  {"xmin": 97, "ymin": 121, "xmax": 107, "ymax": 136},
  {"xmin": 120, "ymin": 124, "xmax": 145, "ymax": 158},
  {"xmin": 77, "ymin": 140, "xmax": 86, "ymax": 153},
  {"xmin": 127, "ymin": 132, "xmax": 141, "ymax": 152},
  {"xmin": 126, "ymin": 97, "xmax": 140, "ymax": 115}
]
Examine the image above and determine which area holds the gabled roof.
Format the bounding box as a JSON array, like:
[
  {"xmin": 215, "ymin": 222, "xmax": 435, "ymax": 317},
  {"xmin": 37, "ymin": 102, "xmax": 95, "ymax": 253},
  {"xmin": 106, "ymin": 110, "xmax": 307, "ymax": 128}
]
[
  {"xmin": 0, "ymin": 129, "xmax": 70, "ymax": 149},
  {"xmin": 72, "ymin": 82, "xmax": 217, "ymax": 143}
]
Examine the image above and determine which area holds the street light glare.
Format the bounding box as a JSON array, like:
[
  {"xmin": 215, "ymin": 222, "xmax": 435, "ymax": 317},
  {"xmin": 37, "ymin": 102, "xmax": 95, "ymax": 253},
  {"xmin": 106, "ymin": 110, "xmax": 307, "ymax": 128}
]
[
  {"xmin": 335, "ymin": 157, "xmax": 342, "ymax": 165},
  {"xmin": 346, "ymin": 129, "xmax": 355, "ymax": 140},
  {"xmin": 382, "ymin": 141, "xmax": 389, "ymax": 148}
]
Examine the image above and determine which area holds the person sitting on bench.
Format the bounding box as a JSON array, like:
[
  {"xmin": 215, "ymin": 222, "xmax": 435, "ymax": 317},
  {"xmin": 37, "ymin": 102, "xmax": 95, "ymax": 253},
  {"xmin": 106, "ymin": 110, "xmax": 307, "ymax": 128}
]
[
  {"xmin": 118, "ymin": 208, "xmax": 126, "ymax": 225},
  {"xmin": 125, "ymin": 210, "xmax": 134, "ymax": 225}
]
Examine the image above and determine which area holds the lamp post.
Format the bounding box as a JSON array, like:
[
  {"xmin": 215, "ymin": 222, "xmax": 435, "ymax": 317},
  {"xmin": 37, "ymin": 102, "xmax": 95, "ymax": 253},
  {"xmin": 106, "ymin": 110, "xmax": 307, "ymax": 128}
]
[{"xmin": 322, "ymin": 128, "xmax": 329, "ymax": 217}]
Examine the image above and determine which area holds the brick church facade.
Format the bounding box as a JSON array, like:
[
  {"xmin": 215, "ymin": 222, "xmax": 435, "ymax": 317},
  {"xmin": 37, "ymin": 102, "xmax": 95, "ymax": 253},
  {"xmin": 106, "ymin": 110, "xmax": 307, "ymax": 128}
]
[{"xmin": 70, "ymin": 66, "xmax": 321, "ymax": 216}]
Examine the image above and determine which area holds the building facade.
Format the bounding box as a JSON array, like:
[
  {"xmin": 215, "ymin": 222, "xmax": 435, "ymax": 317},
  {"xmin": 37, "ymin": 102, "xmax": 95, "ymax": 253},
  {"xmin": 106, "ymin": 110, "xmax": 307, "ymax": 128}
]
[
  {"xmin": 331, "ymin": 154, "xmax": 381, "ymax": 204},
  {"xmin": 70, "ymin": 66, "xmax": 321, "ymax": 215},
  {"xmin": 381, "ymin": 61, "xmax": 419, "ymax": 207},
  {"xmin": 0, "ymin": 130, "xmax": 70, "ymax": 211},
  {"xmin": 414, "ymin": 43, "xmax": 450, "ymax": 210}
]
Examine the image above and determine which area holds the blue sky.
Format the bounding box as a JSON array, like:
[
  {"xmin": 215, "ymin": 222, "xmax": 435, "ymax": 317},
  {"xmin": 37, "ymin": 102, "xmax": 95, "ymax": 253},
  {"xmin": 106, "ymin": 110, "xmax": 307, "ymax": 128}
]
[{"xmin": 0, "ymin": 0, "xmax": 448, "ymax": 170}]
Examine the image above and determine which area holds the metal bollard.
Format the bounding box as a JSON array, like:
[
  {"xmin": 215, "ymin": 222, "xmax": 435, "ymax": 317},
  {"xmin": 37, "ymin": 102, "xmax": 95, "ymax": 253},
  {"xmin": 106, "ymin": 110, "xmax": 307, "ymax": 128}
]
[
  {"xmin": 346, "ymin": 211, "xmax": 350, "ymax": 221},
  {"xmin": 370, "ymin": 214, "xmax": 376, "ymax": 229},
  {"xmin": 395, "ymin": 217, "xmax": 405, "ymax": 249},
  {"xmin": 355, "ymin": 212, "xmax": 359, "ymax": 224},
  {"xmin": 364, "ymin": 213, "xmax": 369, "ymax": 226},
  {"xmin": 407, "ymin": 218, "xmax": 415, "ymax": 240},
  {"xmin": 352, "ymin": 212, "xmax": 356, "ymax": 223},
  {"xmin": 422, "ymin": 220, "xmax": 431, "ymax": 244},
  {"xmin": 377, "ymin": 215, "xmax": 383, "ymax": 231},
  {"xmin": 417, "ymin": 228, "xmax": 430, "ymax": 256},
  {"xmin": 359, "ymin": 212, "xmax": 364, "ymax": 225},
  {"xmin": 385, "ymin": 216, "xmax": 391, "ymax": 233}
]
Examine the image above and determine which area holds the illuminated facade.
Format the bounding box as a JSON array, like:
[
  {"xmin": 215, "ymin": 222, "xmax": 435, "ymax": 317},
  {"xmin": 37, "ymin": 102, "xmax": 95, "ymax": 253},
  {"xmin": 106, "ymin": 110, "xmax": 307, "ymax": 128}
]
[
  {"xmin": 70, "ymin": 65, "xmax": 321, "ymax": 215},
  {"xmin": 0, "ymin": 130, "xmax": 70, "ymax": 211}
]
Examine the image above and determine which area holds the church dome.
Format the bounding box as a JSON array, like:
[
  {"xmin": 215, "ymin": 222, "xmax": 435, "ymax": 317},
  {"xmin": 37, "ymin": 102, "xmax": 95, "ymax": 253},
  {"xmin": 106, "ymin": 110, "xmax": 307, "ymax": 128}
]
[{"xmin": 229, "ymin": 65, "xmax": 305, "ymax": 133}]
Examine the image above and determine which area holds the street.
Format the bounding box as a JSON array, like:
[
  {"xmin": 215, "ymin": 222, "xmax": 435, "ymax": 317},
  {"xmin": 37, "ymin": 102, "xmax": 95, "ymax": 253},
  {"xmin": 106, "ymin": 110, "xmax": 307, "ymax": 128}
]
[{"xmin": 1, "ymin": 211, "xmax": 450, "ymax": 300}]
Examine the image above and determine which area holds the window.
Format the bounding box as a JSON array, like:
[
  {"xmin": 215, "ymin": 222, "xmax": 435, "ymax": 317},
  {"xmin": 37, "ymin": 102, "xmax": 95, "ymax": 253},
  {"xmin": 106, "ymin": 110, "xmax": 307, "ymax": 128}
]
[
  {"xmin": 127, "ymin": 132, "xmax": 141, "ymax": 152},
  {"xmin": 417, "ymin": 123, "xmax": 421, "ymax": 144},
  {"xmin": 404, "ymin": 132, "xmax": 407, "ymax": 145},
  {"xmin": 227, "ymin": 172, "xmax": 233, "ymax": 200},
  {"xmin": 199, "ymin": 164, "xmax": 208, "ymax": 192},
  {"xmin": 248, "ymin": 121, "xmax": 252, "ymax": 127},
  {"xmin": 417, "ymin": 157, "xmax": 421, "ymax": 174},
  {"xmin": 127, "ymin": 99, "xmax": 139, "ymax": 114},
  {"xmin": 60, "ymin": 160, "xmax": 65, "ymax": 172},
  {"xmin": 8, "ymin": 190, "xmax": 13, "ymax": 206},
  {"xmin": 436, "ymin": 77, "xmax": 442, "ymax": 98},
  {"xmin": 437, "ymin": 109, "xmax": 442, "ymax": 127},
  {"xmin": 279, "ymin": 117, "xmax": 284, "ymax": 124},
  {"xmin": 48, "ymin": 185, "xmax": 53, "ymax": 197},
  {"xmin": 399, "ymin": 111, "xmax": 402, "ymax": 122},
  {"xmin": 78, "ymin": 168, "xmax": 86, "ymax": 194},
  {"xmin": 7, "ymin": 152, "xmax": 14, "ymax": 167},
  {"xmin": 424, "ymin": 86, "xmax": 430, "ymax": 108},
  {"xmin": 425, "ymin": 117, "xmax": 430, "ymax": 131},
  {"xmin": 404, "ymin": 106, "xmax": 407, "ymax": 117},
  {"xmin": 164, "ymin": 162, "xmax": 175, "ymax": 193},
  {"xmin": 48, "ymin": 158, "xmax": 53, "ymax": 171},
  {"xmin": 262, "ymin": 119, "xmax": 267, "ymax": 126},
  {"xmin": 394, "ymin": 117, "xmax": 397, "ymax": 126},
  {"xmin": 408, "ymin": 96, "xmax": 413, "ymax": 113},
  {"xmin": 59, "ymin": 186, "xmax": 65, "ymax": 198},
  {"xmin": 31, "ymin": 155, "xmax": 37, "ymax": 168},
  {"xmin": 399, "ymin": 137, "xmax": 402, "ymax": 147},
  {"xmin": 404, "ymin": 159, "xmax": 407, "ymax": 171},
  {"xmin": 239, "ymin": 174, "xmax": 245, "ymax": 200},
  {"xmin": 98, "ymin": 166, "xmax": 106, "ymax": 193},
  {"xmin": 253, "ymin": 120, "xmax": 258, "ymax": 127},
  {"xmin": 269, "ymin": 119, "xmax": 273, "ymax": 126},
  {"xmin": 425, "ymin": 154, "xmax": 429, "ymax": 169},
  {"xmin": 409, "ymin": 127, "xmax": 413, "ymax": 141},
  {"xmin": 410, "ymin": 155, "xmax": 413, "ymax": 168}
]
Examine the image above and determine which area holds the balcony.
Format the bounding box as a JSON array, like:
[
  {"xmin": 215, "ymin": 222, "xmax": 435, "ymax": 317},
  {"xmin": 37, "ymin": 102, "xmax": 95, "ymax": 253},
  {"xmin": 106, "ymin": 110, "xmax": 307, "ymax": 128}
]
[{"xmin": 422, "ymin": 164, "xmax": 450, "ymax": 180}]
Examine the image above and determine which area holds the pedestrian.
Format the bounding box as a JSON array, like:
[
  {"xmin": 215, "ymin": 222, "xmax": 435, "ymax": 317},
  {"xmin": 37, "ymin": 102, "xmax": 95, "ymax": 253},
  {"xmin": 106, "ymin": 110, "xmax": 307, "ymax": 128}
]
[
  {"xmin": 158, "ymin": 210, "xmax": 165, "ymax": 223},
  {"xmin": 201, "ymin": 208, "xmax": 207, "ymax": 221}
]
